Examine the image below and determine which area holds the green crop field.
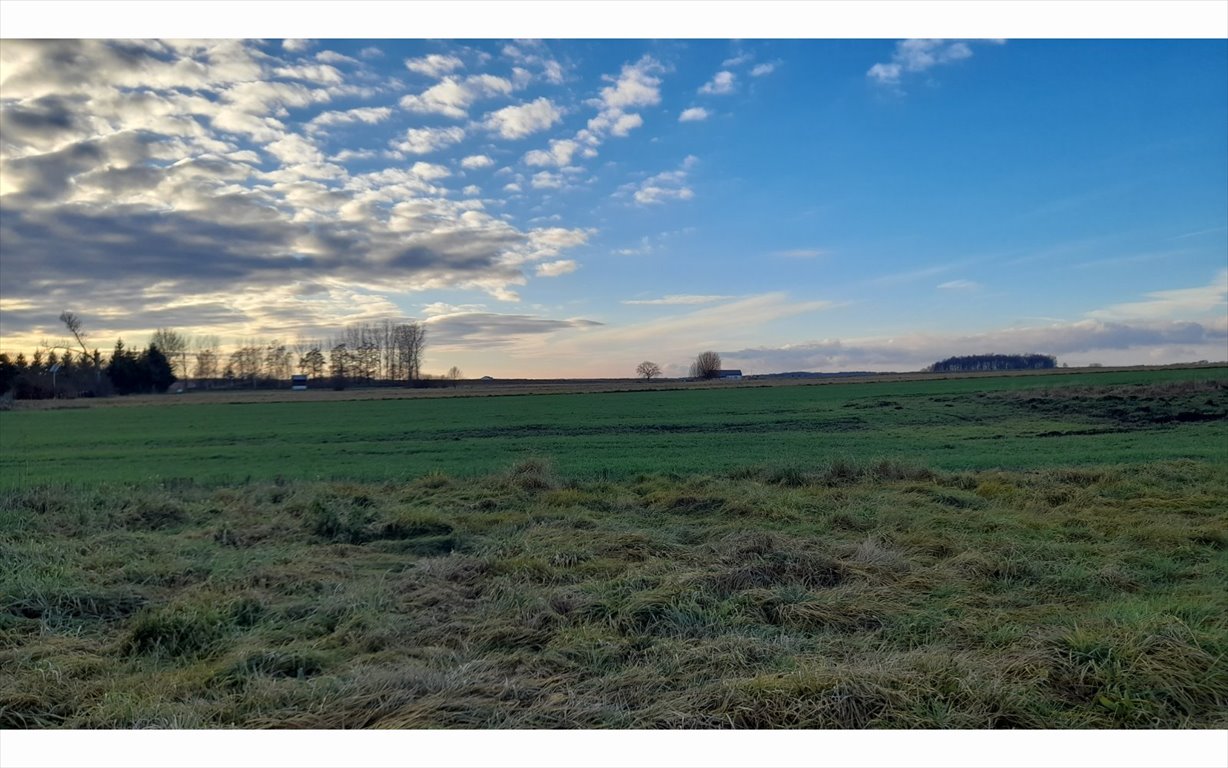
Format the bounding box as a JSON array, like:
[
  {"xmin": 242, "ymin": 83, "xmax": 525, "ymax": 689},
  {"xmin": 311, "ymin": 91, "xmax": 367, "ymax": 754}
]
[
  {"xmin": 1, "ymin": 367, "xmax": 1226, "ymax": 488},
  {"xmin": 2, "ymin": 367, "xmax": 1226, "ymax": 729}
]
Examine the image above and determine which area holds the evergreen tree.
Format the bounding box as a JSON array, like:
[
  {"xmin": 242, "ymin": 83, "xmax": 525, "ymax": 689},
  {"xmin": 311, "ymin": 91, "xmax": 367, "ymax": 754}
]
[
  {"xmin": 0, "ymin": 354, "xmax": 17, "ymax": 395},
  {"xmin": 106, "ymin": 340, "xmax": 143, "ymax": 395},
  {"xmin": 141, "ymin": 344, "xmax": 177, "ymax": 393}
]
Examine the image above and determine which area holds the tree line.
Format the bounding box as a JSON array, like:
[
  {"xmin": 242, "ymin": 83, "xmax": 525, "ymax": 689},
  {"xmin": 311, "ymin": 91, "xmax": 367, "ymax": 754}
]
[
  {"xmin": 925, "ymin": 354, "xmax": 1057, "ymax": 373},
  {"xmin": 0, "ymin": 313, "xmax": 430, "ymax": 400}
]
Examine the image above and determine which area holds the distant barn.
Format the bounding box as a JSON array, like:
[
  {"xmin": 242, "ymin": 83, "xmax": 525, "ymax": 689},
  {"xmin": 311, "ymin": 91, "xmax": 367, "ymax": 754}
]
[
  {"xmin": 717, "ymin": 369, "xmax": 743, "ymax": 380},
  {"xmin": 291, "ymin": 374, "xmax": 308, "ymax": 390}
]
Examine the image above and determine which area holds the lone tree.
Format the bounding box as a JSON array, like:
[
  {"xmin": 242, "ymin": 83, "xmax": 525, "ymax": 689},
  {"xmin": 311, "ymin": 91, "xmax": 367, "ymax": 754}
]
[
  {"xmin": 636, "ymin": 361, "xmax": 661, "ymax": 381},
  {"xmin": 446, "ymin": 366, "xmax": 463, "ymax": 387},
  {"xmin": 689, "ymin": 350, "xmax": 721, "ymax": 379},
  {"xmin": 60, "ymin": 310, "xmax": 102, "ymax": 386}
]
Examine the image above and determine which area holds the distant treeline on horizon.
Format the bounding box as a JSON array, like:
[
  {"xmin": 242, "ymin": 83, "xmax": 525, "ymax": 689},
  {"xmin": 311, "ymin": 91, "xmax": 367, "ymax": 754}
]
[
  {"xmin": 2, "ymin": 345, "xmax": 1113, "ymax": 401},
  {"xmin": 924, "ymin": 354, "xmax": 1058, "ymax": 373}
]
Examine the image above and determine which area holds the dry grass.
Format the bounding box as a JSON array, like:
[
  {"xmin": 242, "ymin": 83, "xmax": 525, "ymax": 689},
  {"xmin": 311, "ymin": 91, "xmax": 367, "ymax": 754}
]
[{"xmin": 2, "ymin": 457, "xmax": 1225, "ymax": 729}]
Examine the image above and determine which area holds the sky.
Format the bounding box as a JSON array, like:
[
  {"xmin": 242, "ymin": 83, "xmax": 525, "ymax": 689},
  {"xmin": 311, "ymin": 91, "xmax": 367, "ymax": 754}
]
[{"xmin": 1, "ymin": 27, "xmax": 1226, "ymax": 376}]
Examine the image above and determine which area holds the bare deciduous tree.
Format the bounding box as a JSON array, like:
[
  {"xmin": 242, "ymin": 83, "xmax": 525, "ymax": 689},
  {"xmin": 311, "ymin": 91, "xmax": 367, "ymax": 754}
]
[
  {"xmin": 264, "ymin": 340, "xmax": 293, "ymax": 382},
  {"xmin": 300, "ymin": 347, "xmax": 326, "ymax": 379},
  {"xmin": 149, "ymin": 328, "xmax": 189, "ymax": 378},
  {"xmin": 636, "ymin": 361, "xmax": 661, "ymax": 381},
  {"xmin": 192, "ymin": 336, "xmax": 220, "ymax": 384},
  {"xmin": 60, "ymin": 310, "xmax": 101, "ymax": 385},
  {"xmin": 325, "ymin": 321, "xmax": 426, "ymax": 384},
  {"xmin": 228, "ymin": 343, "xmax": 263, "ymax": 387},
  {"xmin": 446, "ymin": 366, "xmax": 462, "ymax": 387},
  {"xmin": 329, "ymin": 343, "xmax": 351, "ymax": 389},
  {"xmin": 59, "ymin": 311, "xmax": 88, "ymax": 354},
  {"xmin": 689, "ymin": 351, "xmax": 722, "ymax": 380}
]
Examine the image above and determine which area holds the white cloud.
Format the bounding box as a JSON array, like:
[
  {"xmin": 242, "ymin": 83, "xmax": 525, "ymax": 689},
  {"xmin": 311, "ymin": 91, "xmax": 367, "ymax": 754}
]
[
  {"xmin": 392, "ymin": 126, "xmax": 466, "ymax": 155},
  {"xmin": 404, "ymin": 53, "xmax": 465, "ymax": 77},
  {"xmin": 501, "ymin": 42, "xmax": 565, "ymax": 85},
  {"xmin": 541, "ymin": 60, "xmax": 565, "ymax": 85},
  {"xmin": 461, "ymin": 154, "xmax": 495, "ymax": 169},
  {"xmin": 679, "ymin": 107, "xmax": 710, "ymax": 122},
  {"xmin": 609, "ymin": 113, "xmax": 643, "ymax": 137},
  {"xmin": 751, "ymin": 61, "xmax": 779, "ymax": 77},
  {"xmin": 359, "ymin": 46, "xmax": 384, "ymax": 60},
  {"xmin": 598, "ymin": 55, "xmax": 665, "ymax": 110},
  {"xmin": 938, "ymin": 279, "xmax": 981, "ymax": 291},
  {"xmin": 531, "ymin": 171, "xmax": 564, "ymax": 189},
  {"xmin": 523, "ymin": 138, "xmax": 579, "ymax": 167},
  {"xmin": 722, "ymin": 53, "xmax": 753, "ymax": 67},
  {"xmin": 536, "ymin": 259, "xmax": 577, "ymax": 277},
  {"xmin": 282, "ymin": 39, "xmax": 314, "ymax": 53},
  {"xmin": 482, "ymin": 97, "xmax": 562, "ymax": 140},
  {"xmin": 867, "ymin": 39, "xmax": 991, "ymax": 86},
  {"xmin": 306, "ymin": 106, "xmax": 393, "ymax": 132},
  {"xmin": 399, "ymin": 74, "xmax": 514, "ymax": 119},
  {"xmin": 623, "ymin": 294, "xmax": 733, "ymax": 306},
  {"xmin": 503, "ymin": 182, "xmax": 522, "ymax": 193},
  {"xmin": 409, "ymin": 161, "xmax": 451, "ymax": 181},
  {"xmin": 1086, "ymin": 270, "xmax": 1228, "ymax": 321},
  {"xmin": 634, "ymin": 184, "xmax": 693, "ymax": 206},
  {"xmin": 462, "ymin": 184, "xmax": 481, "ymax": 196},
  {"xmin": 315, "ymin": 50, "xmax": 359, "ymax": 66},
  {"xmin": 866, "ymin": 63, "xmax": 903, "ymax": 85},
  {"xmin": 699, "ymin": 71, "xmax": 735, "ymax": 95},
  {"xmin": 266, "ymin": 133, "xmax": 327, "ymax": 166},
  {"xmin": 273, "ymin": 63, "xmax": 344, "ymax": 85},
  {"xmin": 527, "ymin": 226, "xmax": 591, "ymax": 252},
  {"xmin": 628, "ymin": 155, "xmax": 698, "ymax": 206},
  {"xmin": 330, "ymin": 148, "xmax": 378, "ymax": 163},
  {"xmin": 572, "ymin": 55, "xmax": 665, "ymax": 149}
]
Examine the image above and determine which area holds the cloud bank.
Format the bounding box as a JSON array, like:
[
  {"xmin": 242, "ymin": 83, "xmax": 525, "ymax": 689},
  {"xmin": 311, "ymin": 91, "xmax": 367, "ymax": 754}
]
[{"xmin": 0, "ymin": 39, "xmax": 592, "ymax": 351}]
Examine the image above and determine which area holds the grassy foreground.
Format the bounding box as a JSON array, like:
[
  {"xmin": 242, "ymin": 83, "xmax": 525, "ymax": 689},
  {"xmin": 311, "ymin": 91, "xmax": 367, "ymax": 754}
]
[{"xmin": 3, "ymin": 457, "xmax": 1225, "ymax": 728}]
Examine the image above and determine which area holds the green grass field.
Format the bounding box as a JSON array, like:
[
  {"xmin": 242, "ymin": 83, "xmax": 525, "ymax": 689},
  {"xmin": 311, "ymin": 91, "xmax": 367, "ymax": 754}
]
[
  {"xmin": 2, "ymin": 367, "xmax": 1225, "ymax": 487},
  {"xmin": 1, "ymin": 368, "xmax": 1226, "ymax": 728}
]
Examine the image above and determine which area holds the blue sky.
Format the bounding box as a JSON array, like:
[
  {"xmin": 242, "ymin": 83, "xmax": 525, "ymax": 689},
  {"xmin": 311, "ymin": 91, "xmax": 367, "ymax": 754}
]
[{"xmin": 1, "ymin": 35, "xmax": 1225, "ymax": 376}]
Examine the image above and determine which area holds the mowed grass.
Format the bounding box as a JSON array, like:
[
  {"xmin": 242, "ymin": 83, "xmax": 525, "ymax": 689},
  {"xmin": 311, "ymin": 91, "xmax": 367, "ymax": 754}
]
[
  {"xmin": 1, "ymin": 368, "xmax": 1225, "ymax": 728},
  {"xmin": 1, "ymin": 458, "xmax": 1225, "ymax": 728},
  {"xmin": 1, "ymin": 367, "xmax": 1225, "ymax": 487}
]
